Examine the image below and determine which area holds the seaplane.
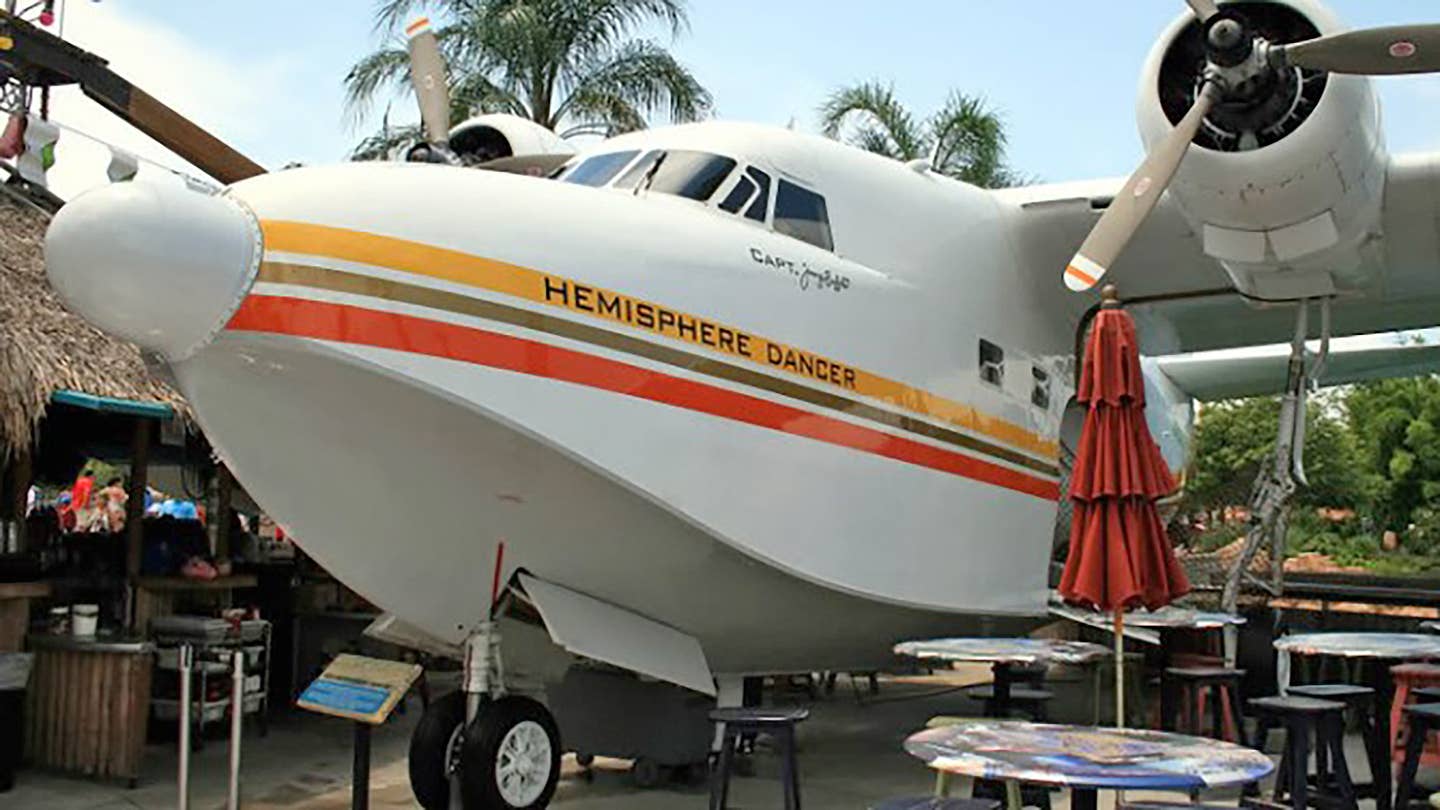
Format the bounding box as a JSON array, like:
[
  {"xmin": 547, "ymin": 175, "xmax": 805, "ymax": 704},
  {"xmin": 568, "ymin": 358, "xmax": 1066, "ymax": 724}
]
[{"xmin": 21, "ymin": 0, "xmax": 1440, "ymax": 806}]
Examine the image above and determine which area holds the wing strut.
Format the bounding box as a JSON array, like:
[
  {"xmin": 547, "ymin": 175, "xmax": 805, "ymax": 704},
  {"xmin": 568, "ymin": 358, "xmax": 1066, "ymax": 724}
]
[{"xmin": 1220, "ymin": 298, "xmax": 1331, "ymax": 663}]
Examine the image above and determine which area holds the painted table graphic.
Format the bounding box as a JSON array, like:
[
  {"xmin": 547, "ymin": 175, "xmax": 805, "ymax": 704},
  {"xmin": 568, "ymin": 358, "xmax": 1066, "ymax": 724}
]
[
  {"xmin": 906, "ymin": 720, "xmax": 1273, "ymax": 810},
  {"xmin": 894, "ymin": 638, "xmax": 1110, "ymax": 718},
  {"xmin": 1274, "ymin": 633, "xmax": 1440, "ymax": 810}
]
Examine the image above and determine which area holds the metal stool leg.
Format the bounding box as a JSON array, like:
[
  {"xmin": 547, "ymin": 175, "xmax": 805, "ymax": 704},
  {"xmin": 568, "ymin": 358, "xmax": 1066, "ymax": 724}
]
[
  {"xmin": 1395, "ymin": 718, "xmax": 1428, "ymax": 810},
  {"xmin": 1325, "ymin": 713, "xmax": 1359, "ymax": 810},
  {"xmin": 711, "ymin": 727, "xmax": 737, "ymax": 810},
  {"xmin": 783, "ymin": 725, "xmax": 801, "ymax": 810},
  {"xmin": 1291, "ymin": 719, "xmax": 1312, "ymax": 810}
]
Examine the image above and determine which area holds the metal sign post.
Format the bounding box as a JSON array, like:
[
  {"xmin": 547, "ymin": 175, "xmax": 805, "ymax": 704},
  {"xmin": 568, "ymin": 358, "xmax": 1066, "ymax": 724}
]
[
  {"xmin": 227, "ymin": 650, "xmax": 244, "ymax": 810},
  {"xmin": 297, "ymin": 654, "xmax": 422, "ymax": 810},
  {"xmin": 177, "ymin": 643, "xmax": 192, "ymax": 810}
]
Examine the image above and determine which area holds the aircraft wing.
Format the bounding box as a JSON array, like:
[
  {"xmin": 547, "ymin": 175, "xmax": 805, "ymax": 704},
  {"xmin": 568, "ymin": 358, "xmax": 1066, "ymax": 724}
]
[
  {"xmin": 997, "ymin": 152, "xmax": 1440, "ymax": 354},
  {"xmin": 1156, "ymin": 340, "xmax": 1440, "ymax": 401}
]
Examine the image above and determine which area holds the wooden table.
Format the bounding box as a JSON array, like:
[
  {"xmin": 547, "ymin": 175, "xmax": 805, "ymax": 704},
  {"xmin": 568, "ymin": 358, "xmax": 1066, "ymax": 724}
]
[
  {"xmin": 25, "ymin": 633, "xmax": 154, "ymax": 786},
  {"xmin": 131, "ymin": 575, "xmax": 257, "ymax": 633},
  {"xmin": 0, "ymin": 581, "xmax": 50, "ymax": 652}
]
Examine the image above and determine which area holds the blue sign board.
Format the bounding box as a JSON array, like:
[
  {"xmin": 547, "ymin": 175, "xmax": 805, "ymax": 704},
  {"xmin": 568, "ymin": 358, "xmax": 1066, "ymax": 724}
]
[{"xmin": 299, "ymin": 678, "xmax": 390, "ymax": 717}]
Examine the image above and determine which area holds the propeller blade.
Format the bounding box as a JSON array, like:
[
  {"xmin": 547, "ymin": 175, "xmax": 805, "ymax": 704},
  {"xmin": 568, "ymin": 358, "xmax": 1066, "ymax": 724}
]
[
  {"xmin": 1064, "ymin": 80, "xmax": 1222, "ymax": 292},
  {"xmin": 1277, "ymin": 24, "xmax": 1440, "ymax": 75},
  {"xmin": 1185, "ymin": 0, "xmax": 1220, "ymax": 23},
  {"xmin": 405, "ymin": 17, "xmax": 452, "ymax": 145}
]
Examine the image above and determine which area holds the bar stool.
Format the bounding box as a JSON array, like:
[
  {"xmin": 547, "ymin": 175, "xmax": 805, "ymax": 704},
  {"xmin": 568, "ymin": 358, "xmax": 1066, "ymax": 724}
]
[
  {"xmin": 964, "ymin": 685, "xmax": 1054, "ymax": 720},
  {"xmin": 1395, "ymin": 703, "xmax": 1440, "ymax": 810},
  {"xmin": 1288, "ymin": 684, "xmax": 1383, "ymax": 802},
  {"xmin": 1392, "ymin": 664, "xmax": 1440, "ymax": 767},
  {"xmin": 1249, "ymin": 695, "xmax": 1358, "ymax": 810},
  {"xmin": 710, "ymin": 706, "xmax": 809, "ymax": 810},
  {"xmin": 1161, "ymin": 667, "xmax": 1244, "ymax": 741}
]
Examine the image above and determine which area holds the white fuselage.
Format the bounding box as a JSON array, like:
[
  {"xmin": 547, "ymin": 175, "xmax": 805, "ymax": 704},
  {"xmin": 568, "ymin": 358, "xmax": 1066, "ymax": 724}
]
[{"xmin": 151, "ymin": 125, "xmax": 1077, "ymax": 675}]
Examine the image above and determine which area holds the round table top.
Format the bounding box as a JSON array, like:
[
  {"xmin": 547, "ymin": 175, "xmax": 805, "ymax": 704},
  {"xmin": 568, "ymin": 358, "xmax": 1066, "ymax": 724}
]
[
  {"xmin": 1273, "ymin": 632, "xmax": 1440, "ymax": 660},
  {"xmin": 905, "ymin": 720, "xmax": 1274, "ymax": 790},
  {"xmin": 893, "ymin": 637, "xmax": 1111, "ymax": 666},
  {"xmin": 1053, "ymin": 604, "xmax": 1246, "ymax": 630}
]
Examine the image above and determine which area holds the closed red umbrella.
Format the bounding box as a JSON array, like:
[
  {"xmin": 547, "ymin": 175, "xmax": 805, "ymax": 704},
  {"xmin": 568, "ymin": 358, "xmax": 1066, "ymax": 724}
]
[{"xmin": 1059, "ymin": 286, "xmax": 1189, "ymax": 725}]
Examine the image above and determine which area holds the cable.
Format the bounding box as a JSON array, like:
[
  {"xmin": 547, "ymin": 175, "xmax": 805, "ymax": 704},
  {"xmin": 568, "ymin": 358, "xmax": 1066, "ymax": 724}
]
[{"xmin": 31, "ymin": 115, "xmax": 220, "ymax": 192}]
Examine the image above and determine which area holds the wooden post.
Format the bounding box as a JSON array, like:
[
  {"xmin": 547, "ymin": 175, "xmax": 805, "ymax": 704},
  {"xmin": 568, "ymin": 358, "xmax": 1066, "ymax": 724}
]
[
  {"xmin": 11, "ymin": 450, "xmax": 31, "ymax": 551},
  {"xmin": 125, "ymin": 418, "xmax": 151, "ymax": 579},
  {"xmin": 215, "ymin": 464, "xmax": 234, "ymax": 559}
]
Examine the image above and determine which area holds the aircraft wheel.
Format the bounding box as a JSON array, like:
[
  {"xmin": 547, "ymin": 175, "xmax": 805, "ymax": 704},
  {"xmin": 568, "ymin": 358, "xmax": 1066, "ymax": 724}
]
[
  {"xmin": 460, "ymin": 695, "xmax": 561, "ymax": 809},
  {"xmin": 408, "ymin": 691, "xmax": 466, "ymax": 810},
  {"xmin": 631, "ymin": 756, "xmax": 663, "ymax": 788}
]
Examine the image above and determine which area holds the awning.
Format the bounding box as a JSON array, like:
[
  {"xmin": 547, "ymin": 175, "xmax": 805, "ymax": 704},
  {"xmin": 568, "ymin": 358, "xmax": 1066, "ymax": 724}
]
[{"xmin": 51, "ymin": 390, "xmax": 174, "ymax": 420}]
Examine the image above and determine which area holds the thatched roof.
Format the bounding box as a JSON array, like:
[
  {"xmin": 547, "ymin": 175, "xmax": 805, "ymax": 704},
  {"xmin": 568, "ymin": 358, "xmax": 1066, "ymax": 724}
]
[{"xmin": 0, "ymin": 191, "xmax": 185, "ymax": 457}]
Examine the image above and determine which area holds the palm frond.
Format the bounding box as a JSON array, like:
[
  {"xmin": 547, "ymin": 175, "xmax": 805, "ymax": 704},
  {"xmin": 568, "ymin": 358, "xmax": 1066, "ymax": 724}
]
[
  {"xmin": 341, "ymin": 46, "xmax": 414, "ymax": 130},
  {"xmin": 450, "ymin": 72, "xmax": 532, "ymax": 120},
  {"xmin": 554, "ymin": 39, "xmax": 710, "ymax": 129},
  {"xmin": 817, "ymin": 81, "xmax": 926, "ymax": 161},
  {"xmin": 350, "ymin": 123, "xmax": 424, "ymax": 161},
  {"xmin": 928, "ymin": 92, "xmax": 1011, "ymax": 188}
]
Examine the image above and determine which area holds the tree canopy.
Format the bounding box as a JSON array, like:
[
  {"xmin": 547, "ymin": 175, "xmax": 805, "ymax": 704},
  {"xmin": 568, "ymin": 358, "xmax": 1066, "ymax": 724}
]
[
  {"xmin": 344, "ymin": 0, "xmax": 712, "ymax": 159},
  {"xmin": 818, "ymin": 81, "xmax": 1029, "ymax": 188}
]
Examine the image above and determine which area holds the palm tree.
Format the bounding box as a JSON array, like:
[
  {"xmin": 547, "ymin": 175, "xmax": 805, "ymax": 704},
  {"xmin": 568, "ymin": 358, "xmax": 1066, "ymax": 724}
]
[
  {"xmin": 344, "ymin": 0, "xmax": 713, "ymax": 159},
  {"xmin": 819, "ymin": 81, "xmax": 1030, "ymax": 188}
]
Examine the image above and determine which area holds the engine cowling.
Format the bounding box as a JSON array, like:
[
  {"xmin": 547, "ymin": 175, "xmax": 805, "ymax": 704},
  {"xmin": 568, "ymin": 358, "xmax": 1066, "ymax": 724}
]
[
  {"xmin": 447, "ymin": 113, "xmax": 576, "ymax": 164},
  {"xmin": 1136, "ymin": 0, "xmax": 1387, "ymax": 299}
]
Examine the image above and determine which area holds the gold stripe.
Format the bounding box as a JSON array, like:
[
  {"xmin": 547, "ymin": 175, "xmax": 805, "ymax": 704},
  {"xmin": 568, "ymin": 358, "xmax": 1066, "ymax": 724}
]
[
  {"xmin": 257, "ymin": 262, "xmax": 1060, "ymax": 478},
  {"xmin": 260, "ymin": 220, "xmax": 1059, "ymax": 461}
]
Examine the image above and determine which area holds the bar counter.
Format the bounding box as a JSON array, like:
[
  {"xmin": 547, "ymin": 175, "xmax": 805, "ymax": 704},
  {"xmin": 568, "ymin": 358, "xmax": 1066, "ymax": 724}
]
[{"xmin": 25, "ymin": 632, "xmax": 154, "ymax": 786}]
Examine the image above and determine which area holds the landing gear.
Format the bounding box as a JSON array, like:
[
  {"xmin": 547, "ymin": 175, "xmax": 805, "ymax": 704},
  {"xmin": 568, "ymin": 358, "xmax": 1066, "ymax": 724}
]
[
  {"xmin": 407, "ymin": 621, "xmax": 562, "ymax": 809},
  {"xmin": 1221, "ymin": 297, "xmax": 1331, "ymax": 665}
]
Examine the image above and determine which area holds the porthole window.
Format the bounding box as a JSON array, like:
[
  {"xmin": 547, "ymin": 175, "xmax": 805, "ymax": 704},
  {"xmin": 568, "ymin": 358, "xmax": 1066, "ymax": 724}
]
[{"xmin": 979, "ymin": 340, "xmax": 1004, "ymax": 387}]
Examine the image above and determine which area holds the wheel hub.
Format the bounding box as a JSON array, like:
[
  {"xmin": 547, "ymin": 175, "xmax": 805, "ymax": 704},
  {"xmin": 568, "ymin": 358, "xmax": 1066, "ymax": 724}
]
[{"xmin": 495, "ymin": 720, "xmax": 552, "ymax": 806}]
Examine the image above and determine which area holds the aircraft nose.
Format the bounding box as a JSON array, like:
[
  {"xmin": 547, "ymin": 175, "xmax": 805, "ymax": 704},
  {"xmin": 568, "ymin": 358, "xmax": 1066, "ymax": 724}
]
[{"xmin": 44, "ymin": 181, "xmax": 260, "ymax": 360}]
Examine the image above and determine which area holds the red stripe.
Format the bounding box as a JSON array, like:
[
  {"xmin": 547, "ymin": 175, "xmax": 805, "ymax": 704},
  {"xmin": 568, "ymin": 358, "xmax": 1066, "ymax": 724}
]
[{"xmin": 227, "ymin": 296, "xmax": 1059, "ymax": 500}]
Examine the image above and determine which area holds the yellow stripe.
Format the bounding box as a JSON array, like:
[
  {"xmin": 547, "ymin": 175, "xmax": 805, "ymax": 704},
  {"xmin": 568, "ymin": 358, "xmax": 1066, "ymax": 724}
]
[{"xmin": 260, "ymin": 220, "xmax": 1060, "ymax": 460}]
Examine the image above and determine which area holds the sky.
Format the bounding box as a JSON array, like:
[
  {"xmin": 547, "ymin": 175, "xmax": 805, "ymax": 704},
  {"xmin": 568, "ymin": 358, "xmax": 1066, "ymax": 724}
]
[{"xmin": 35, "ymin": 0, "xmax": 1440, "ymax": 199}]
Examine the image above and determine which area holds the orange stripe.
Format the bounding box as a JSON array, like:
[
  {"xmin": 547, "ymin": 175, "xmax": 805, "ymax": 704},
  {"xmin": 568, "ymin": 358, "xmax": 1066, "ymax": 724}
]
[
  {"xmin": 227, "ymin": 296, "xmax": 1060, "ymax": 501},
  {"xmin": 1066, "ymin": 264, "xmax": 1097, "ymax": 286},
  {"xmin": 405, "ymin": 17, "xmax": 430, "ymax": 35}
]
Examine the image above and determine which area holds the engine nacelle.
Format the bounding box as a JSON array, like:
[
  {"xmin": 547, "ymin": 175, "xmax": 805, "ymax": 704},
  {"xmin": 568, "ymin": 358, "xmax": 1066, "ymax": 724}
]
[
  {"xmin": 1136, "ymin": 0, "xmax": 1387, "ymax": 299},
  {"xmin": 447, "ymin": 113, "xmax": 576, "ymax": 164}
]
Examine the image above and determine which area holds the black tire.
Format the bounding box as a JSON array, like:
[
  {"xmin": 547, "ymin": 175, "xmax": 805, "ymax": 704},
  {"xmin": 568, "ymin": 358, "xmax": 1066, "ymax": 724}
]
[
  {"xmin": 461, "ymin": 695, "xmax": 561, "ymax": 810},
  {"xmin": 631, "ymin": 756, "xmax": 662, "ymax": 788},
  {"xmin": 409, "ymin": 690, "xmax": 466, "ymax": 810}
]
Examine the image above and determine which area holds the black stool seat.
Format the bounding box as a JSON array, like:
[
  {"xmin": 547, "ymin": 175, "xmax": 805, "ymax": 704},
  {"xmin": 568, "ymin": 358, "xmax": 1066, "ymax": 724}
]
[
  {"xmin": 871, "ymin": 798, "xmax": 1001, "ymax": 810},
  {"xmin": 1287, "ymin": 684, "xmax": 1375, "ymax": 702},
  {"xmin": 1395, "ymin": 703, "xmax": 1440, "ymax": 810},
  {"xmin": 964, "ymin": 685, "xmax": 1053, "ymax": 702},
  {"xmin": 710, "ymin": 706, "xmax": 809, "ymax": 810},
  {"xmin": 1121, "ymin": 804, "xmax": 1243, "ymax": 810},
  {"xmin": 1251, "ymin": 695, "xmax": 1347, "ymax": 714},
  {"xmin": 1412, "ymin": 686, "xmax": 1440, "ymax": 703},
  {"xmin": 1165, "ymin": 666, "xmax": 1244, "ymax": 680}
]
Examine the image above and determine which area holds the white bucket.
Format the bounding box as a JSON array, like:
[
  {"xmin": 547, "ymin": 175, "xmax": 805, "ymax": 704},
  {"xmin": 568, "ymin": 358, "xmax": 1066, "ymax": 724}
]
[{"xmin": 72, "ymin": 604, "xmax": 99, "ymax": 637}]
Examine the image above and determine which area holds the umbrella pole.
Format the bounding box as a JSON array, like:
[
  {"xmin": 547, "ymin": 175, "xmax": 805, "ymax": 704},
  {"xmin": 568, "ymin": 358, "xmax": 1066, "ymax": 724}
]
[{"xmin": 1114, "ymin": 611, "xmax": 1125, "ymax": 728}]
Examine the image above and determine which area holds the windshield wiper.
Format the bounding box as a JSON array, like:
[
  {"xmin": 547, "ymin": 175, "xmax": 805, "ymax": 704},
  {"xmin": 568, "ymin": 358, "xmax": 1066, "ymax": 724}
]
[{"xmin": 634, "ymin": 152, "xmax": 667, "ymax": 196}]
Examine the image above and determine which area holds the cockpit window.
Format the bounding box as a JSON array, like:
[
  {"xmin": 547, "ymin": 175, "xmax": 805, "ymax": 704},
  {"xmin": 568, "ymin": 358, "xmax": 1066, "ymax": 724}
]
[
  {"xmin": 743, "ymin": 168, "xmax": 771, "ymax": 222},
  {"xmin": 613, "ymin": 150, "xmax": 737, "ymax": 201},
  {"xmin": 773, "ymin": 180, "xmax": 833, "ymax": 251},
  {"xmin": 718, "ymin": 176, "xmax": 755, "ymax": 213},
  {"xmin": 563, "ymin": 150, "xmax": 639, "ymax": 187}
]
